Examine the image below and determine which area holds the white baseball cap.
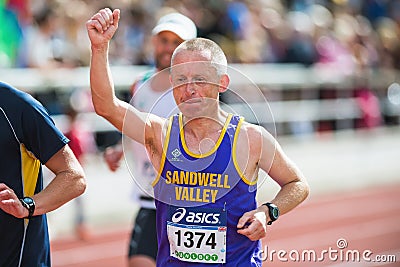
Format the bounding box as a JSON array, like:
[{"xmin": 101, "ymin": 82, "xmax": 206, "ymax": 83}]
[{"xmin": 152, "ymin": 13, "xmax": 197, "ymax": 40}]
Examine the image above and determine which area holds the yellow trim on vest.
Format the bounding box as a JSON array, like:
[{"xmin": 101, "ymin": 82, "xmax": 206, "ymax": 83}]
[
  {"xmin": 232, "ymin": 118, "xmax": 258, "ymax": 185},
  {"xmin": 179, "ymin": 113, "xmax": 233, "ymax": 158},
  {"xmin": 152, "ymin": 116, "xmax": 174, "ymax": 187},
  {"xmin": 20, "ymin": 144, "xmax": 40, "ymax": 196}
]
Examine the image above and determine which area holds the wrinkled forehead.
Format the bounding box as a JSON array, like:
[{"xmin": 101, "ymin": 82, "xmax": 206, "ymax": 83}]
[
  {"xmin": 170, "ymin": 61, "xmax": 217, "ymax": 78},
  {"xmin": 172, "ymin": 48, "xmax": 212, "ymax": 64},
  {"xmin": 171, "ymin": 50, "xmax": 217, "ymax": 77}
]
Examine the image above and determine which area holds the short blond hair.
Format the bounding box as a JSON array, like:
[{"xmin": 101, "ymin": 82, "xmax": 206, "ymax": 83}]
[{"xmin": 171, "ymin": 38, "xmax": 228, "ymax": 76}]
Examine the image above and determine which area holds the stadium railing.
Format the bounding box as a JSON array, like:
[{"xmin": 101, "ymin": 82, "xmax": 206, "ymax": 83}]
[{"xmin": 2, "ymin": 64, "xmax": 399, "ymax": 139}]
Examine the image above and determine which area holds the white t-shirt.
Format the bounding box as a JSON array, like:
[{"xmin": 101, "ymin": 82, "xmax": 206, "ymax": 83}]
[{"xmin": 127, "ymin": 70, "xmax": 177, "ymax": 209}]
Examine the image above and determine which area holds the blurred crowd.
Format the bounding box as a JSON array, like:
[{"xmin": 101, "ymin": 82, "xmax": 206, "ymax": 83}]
[
  {"xmin": 1, "ymin": 0, "xmax": 399, "ymax": 137},
  {"xmin": 1, "ymin": 0, "xmax": 400, "ymax": 71}
]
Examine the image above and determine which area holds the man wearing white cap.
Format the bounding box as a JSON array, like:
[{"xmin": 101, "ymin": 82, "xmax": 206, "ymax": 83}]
[{"xmin": 103, "ymin": 11, "xmax": 197, "ymax": 267}]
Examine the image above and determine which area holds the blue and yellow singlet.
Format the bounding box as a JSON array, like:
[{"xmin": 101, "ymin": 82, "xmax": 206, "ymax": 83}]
[{"xmin": 153, "ymin": 113, "xmax": 262, "ymax": 266}]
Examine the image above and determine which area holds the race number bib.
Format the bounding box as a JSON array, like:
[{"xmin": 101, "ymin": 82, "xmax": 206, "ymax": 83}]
[{"xmin": 167, "ymin": 206, "xmax": 227, "ymax": 263}]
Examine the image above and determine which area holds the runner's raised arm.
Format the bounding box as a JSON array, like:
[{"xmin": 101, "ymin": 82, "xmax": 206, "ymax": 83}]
[{"xmin": 86, "ymin": 8, "xmax": 164, "ymax": 146}]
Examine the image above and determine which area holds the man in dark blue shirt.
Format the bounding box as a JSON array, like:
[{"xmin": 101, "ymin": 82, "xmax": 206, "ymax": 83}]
[{"xmin": 0, "ymin": 81, "xmax": 86, "ymax": 267}]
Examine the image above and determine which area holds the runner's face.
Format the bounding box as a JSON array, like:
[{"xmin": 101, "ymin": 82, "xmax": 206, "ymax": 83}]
[
  {"xmin": 153, "ymin": 31, "xmax": 183, "ymax": 71},
  {"xmin": 170, "ymin": 50, "xmax": 223, "ymax": 118}
]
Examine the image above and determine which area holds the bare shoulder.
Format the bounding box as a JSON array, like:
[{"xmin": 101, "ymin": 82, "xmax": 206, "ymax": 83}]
[
  {"xmin": 237, "ymin": 120, "xmax": 278, "ymax": 168},
  {"xmin": 234, "ymin": 121, "xmax": 263, "ymax": 162},
  {"xmin": 232, "ymin": 120, "xmax": 268, "ymax": 182},
  {"xmin": 237, "ymin": 120, "xmax": 273, "ymax": 150},
  {"xmin": 239, "ymin": 120, "xmax": 263, "ymax": 137}
]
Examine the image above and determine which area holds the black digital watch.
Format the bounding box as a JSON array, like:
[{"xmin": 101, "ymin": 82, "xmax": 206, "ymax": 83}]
[
  {"xmin": 262, "ymin": 202, "xmax": 280, "ymax": 225},
  {"xmin": 20, "ymin": 197, "xmax": 35, "ymax": 219}
]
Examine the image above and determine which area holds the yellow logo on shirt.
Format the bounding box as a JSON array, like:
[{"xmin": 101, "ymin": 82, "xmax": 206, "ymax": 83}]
[{"xmin": 165, "ymin": 170, "xmax": 230, "ymax": 203}]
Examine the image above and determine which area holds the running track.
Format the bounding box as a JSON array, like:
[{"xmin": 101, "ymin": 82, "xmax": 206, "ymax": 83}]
[{"xmin": 51, "ymin": 183, "xmax": 400, "ymax": 266}]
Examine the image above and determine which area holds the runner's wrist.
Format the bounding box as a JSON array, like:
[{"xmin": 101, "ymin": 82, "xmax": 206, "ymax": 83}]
[{"xmin": 258, "ymin": 205, "xmax": 271, "ymax": 223}]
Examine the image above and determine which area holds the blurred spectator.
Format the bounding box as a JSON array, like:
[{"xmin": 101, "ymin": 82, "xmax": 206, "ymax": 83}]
[
  {"xmin": 56, "ymin": 0, "xmax": 92, "ymax": 66},
  {"xmin": 281, "ymin": 10, "xmax": 317, "ymax": 66},
  {"xmin": 235, "ymin": 2, "xmax": 270, "ymax": 63},
  {"xmin": 64, "ymin": 104, "xmax": 95, "ymax": 240},
  {"xmin": 362, "ymin": 0, "xmax": 388, "ymax": 24},
  {"xmin": 19, "ymin": 5, "xmax": 64, "ymax": 68},
  {"xmin": 375, "ymin": 17, "xmax": 400, "ymax": 69},
  {"xmin": 354, "ymin": 87, "xmax": 382, "ymax": 129},
  {"xmin": 109, "ymin": 5, "xmax": 149, "ymax": 65},
  {"xmin": 2, "ymin": 0, "xmax": 398, "ymax": 137},
  {"xmin": 3, "ymin": 0, "xmax": 398, "ymax": 69},
  {"xmin": 7, "ymin": 0, "xmax": 31, "ymax": 25},
  {"xmin": 0, "ymin": 0, "xmax": 23, "ymax": 67}
]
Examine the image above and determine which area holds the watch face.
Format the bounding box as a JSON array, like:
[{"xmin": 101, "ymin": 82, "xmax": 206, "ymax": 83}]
[
  {"xmin": 24, "ymin": 197, "xmax": 34, "ymax": 205},
  {"xmin": 272, "ymin": 208, "xmax": 279, "ymax": 219}
]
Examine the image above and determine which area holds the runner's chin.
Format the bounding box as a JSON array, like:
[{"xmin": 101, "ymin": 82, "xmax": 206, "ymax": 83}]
[{"xmin": 179, "ymin": 101, "xmax": 204, "ymax": 117}]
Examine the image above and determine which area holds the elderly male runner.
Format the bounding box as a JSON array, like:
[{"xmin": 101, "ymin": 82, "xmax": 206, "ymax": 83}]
[
  {"xmin": 103, "ymin": 11, "xmax": 197, "ymax": 267},
  {"xmin": 86, "ymin": 8, "xmax": 309, "ymax": 266}
]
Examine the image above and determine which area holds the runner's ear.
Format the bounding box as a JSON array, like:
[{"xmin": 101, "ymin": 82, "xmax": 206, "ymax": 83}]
[{"xmin": 218, "ymin": 74, "xmax": 230, "ymax": 93}]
